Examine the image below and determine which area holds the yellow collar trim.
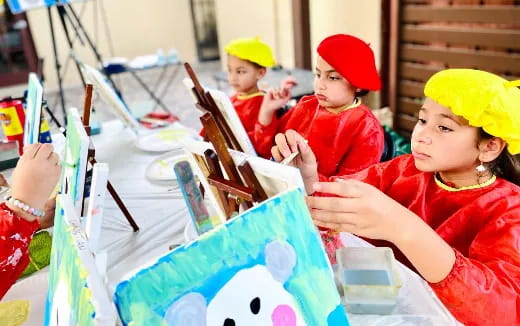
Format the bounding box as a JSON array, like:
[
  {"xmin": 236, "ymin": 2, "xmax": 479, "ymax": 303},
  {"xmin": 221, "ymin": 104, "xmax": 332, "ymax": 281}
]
[
  {"xmin": 434, "ymin": 174, "xmax": 497, "ymax": 192},
  {"xmin": 324, "ymin": 97, "xmax": 362, "ymax": 114},
  {"xmin": 236, "ymin": 91, "xmax": 264, "ymax": 100}
]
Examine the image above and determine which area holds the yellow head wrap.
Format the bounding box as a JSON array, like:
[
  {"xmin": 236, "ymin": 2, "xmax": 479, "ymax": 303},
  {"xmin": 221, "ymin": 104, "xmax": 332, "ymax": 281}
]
[
  {"xmin": 224, "ymin": 37, "xmax": 275, "ymax": 68},
  {"xmin": 424, "ymin": 69, "xmax": 520, "ymax": 155}
]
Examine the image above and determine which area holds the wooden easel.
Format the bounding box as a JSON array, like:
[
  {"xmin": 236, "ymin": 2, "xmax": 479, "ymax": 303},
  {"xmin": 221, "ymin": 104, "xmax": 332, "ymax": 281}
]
[
  {"xmin": 81, "ymin": 84, "xmax": 139, "ymax": 232},
  {"xmin": 184, "ymin": 63, "xmax": 243, "ymax": 152},
  {"xmin": 184, "ymin": 63, "xmax": 268, "ymax": 219}
]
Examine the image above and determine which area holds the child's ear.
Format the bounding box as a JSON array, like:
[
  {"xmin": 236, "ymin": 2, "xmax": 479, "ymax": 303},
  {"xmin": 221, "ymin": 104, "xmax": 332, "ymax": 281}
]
[
  {"xmin": 478, "ymin": 137, "xmax": 507, "ymax": 163},
  {"xmin": 257, "ymin": 67, "xmax": 267, "ymax": 79}
]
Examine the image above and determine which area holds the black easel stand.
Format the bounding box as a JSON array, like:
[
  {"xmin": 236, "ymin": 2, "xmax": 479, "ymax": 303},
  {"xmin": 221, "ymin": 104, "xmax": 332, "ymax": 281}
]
[{"xmin": 47, "ymin": 2, "xmax": 126, "ymax": 125}]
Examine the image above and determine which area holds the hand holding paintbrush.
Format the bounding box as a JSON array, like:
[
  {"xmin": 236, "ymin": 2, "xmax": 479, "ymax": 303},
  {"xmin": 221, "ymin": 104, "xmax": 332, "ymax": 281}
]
[{"xmin": 271, "ymin": 130, "xmax": 319, "ymax": 194}]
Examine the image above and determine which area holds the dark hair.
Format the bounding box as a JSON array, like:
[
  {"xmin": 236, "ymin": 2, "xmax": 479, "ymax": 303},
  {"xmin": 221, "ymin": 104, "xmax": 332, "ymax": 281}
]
[
  {"xmin": 479, "ymin": 129, "xmax": 520, "ymax": 186},
  {"xmin": 355, "ymin": 89, "xmax": 369, "ymax": 97},
  {"xmin": 248, "ymin": 60, "xmax": 265, "ymax": 70}
]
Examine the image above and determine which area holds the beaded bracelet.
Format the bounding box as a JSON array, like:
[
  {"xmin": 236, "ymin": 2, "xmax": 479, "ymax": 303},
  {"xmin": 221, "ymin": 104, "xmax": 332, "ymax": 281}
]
[{"xmin": 4, "ymin": 195, "xmax": 44, "ymax": 217}]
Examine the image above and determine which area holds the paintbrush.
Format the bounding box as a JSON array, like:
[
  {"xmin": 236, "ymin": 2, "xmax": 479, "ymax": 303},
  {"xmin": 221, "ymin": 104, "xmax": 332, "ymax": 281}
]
[
  {"xmin": 281, "ymin": 150, "xmax": 300, "ymax": 165},
  {"xmin": 280, "ymin": 139, "xmax": 308, "ymax": 165}
]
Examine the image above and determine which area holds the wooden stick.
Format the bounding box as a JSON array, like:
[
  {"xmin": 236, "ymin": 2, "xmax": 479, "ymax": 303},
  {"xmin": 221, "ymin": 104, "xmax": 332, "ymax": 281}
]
[
  {"xmin": 237, "ymin": 160, "xmax": 268, "ymax": 202},
  {"xmin": 184, "ymin": 62, "xmax": 205, "ymax": 98},
  {"xmin": 184, "ymin": 62, "xmax": 243, "ymax": 152},
  {"xmin": 90, "ymin": 157, "xmax": 139, "ymax": 232},
  {"xmin": 204, "ymin": 91, "xmax": 243, "ymax": 151},
  {"xmin": 82, "ymin": 84, "xmax": 93, "ymax": 135},
  {"xmin": 204, "ymin": 149, "xmax": 231, "ymax": 217},
  {"xmin": 81, "ymin": 84, "xmax": 94, "ymax": 216},
  {"xmin": 200, "ymin": 113, "xmax": 242, "ymax": 183},
  {"xmin": 81, "ymin": 84, "xmax": 139, "ymax": 232},
  {"xmin": 207, "ymin": 173, "xmax": 254, "ymax": 202}
]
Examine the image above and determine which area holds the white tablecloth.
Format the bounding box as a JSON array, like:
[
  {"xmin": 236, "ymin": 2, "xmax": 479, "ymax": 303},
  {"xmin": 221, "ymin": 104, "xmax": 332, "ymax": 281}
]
[{"xmin": 2, "ymin": 120, "xmax": 461, "ymax": 325}]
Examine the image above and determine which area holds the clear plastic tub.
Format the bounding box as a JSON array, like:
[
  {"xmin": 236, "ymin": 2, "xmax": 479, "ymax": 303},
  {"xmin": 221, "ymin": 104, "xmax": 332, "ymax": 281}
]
[{"xmin": 336, "ymin": 247, "xmax": 403, "ymax": 314}]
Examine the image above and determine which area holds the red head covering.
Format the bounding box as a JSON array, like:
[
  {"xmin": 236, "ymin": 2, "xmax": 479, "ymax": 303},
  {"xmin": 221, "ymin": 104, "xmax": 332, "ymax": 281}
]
[{"xmin": 317, "ymin": 34, "xmax": 381, "ymax": 91}]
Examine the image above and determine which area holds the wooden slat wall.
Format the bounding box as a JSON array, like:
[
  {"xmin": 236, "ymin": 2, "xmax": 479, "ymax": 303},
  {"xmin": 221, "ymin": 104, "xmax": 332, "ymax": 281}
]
[{"xmin": 392, "ymin": 0, "xmax": 520, "ymax": 137}]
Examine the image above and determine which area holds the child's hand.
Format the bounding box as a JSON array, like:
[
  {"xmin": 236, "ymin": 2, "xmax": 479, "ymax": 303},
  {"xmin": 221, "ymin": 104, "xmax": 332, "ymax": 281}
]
[
  {"xmin": 39, "ymin": 197, "xmax": 57, "ymax": 229},
  {"xmin": 264, "ymin": 87, "xmax": 292, "ymax": 112},
  {"xmin": 10, "ymin": 144, "xmax": 61, "ymax": 215},
  {"xmin": 306, "ymin": 179, "xmax": 421, "ymax": 243},
  {"xmin": 271, "ymin": 129, "xmax": 318, "ymax": 194},
  {"xmin": 0, "ymin": 174, "xmax": 8, "ymax": 188},
  {"xmin": 280, "ymin": 76, "xmax": 297, "ymax": 90},
  {"xmin": 258, "ymin": 87, "xmax": 292, "ymax": 126}
]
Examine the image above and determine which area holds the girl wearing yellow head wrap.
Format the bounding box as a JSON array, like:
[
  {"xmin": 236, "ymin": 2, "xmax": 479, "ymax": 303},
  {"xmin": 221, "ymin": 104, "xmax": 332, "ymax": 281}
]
[{"xmin": 273, "ymin": 69, "xmax": 520, "ymax": 326}]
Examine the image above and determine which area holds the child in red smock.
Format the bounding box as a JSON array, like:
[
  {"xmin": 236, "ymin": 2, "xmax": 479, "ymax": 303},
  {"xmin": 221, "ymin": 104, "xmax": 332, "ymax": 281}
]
[
  {"xmin": 255, "ymin": 34, "xmax": 384, "ymax": 177},
  {"xmin": 220, "ymin": 37, "xmax": 276, "ymax": 139},
  {"xmin": 274, "ymin": 69, "xmax": 520, "ymax": 326},
  {"xmin": 0, "ymin": 143, "xmax": 61, "ymax": 299}
]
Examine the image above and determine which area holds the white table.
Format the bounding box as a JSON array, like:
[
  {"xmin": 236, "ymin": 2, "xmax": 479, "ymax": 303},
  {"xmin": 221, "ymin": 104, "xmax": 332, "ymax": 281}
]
[{"xmin": 2, "ymin": 120, "xmax": 461, "ymax": 325}]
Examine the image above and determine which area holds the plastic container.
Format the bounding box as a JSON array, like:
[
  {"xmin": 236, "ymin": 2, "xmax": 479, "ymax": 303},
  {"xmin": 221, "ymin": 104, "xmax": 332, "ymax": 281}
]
[{"xmin": 336, "ymin": 247, "xmax": 402, "ymax": 314}]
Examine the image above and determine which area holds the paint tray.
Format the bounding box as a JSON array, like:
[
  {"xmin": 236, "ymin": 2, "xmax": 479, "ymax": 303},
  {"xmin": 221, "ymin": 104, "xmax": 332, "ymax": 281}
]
[{"xmin": 336, "ymin": 247, "xmax": 402, "ymax": 314}]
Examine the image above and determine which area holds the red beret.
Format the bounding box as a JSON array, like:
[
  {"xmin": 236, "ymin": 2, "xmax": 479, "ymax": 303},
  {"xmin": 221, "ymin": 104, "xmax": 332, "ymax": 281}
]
[{"xmin": 317, "ymin": 34, "xmax": 381, "ymax": 91}]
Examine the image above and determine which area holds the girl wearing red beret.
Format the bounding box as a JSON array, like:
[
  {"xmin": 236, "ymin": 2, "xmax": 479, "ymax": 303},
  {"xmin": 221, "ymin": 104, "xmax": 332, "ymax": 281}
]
[
  {"xmin": 253, "ymin": 34, "xmax": 384, "ymax": 178},
  {"xmin": 273, "ymin": 69, "xmax": 520, "ymax": 326}
]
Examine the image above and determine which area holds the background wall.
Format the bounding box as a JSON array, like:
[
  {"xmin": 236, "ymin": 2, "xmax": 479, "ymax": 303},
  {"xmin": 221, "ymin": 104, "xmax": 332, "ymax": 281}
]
[
  {"xmin": 26, "ymin": 0, "xmax": 197, "ymax": 90},
  {"xmin": 214, "ymin": 0, "xmax": 295, "ymax": 70},
  {"xmin": 24, "ymin": 0, "xmax": 382, "ymax": 91},
  {"xmin": 309, "ymin": 0, "xmax": 382, "ymax": 68}
]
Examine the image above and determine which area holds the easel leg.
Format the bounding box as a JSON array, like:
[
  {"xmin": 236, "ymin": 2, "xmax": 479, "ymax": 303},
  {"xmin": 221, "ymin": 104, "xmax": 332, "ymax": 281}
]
[
  {"xmin": 56, "ymin": 5, "xmax": 87, "ymax": 88},
  {"xmin": 107, "ymin": 181, "xmax": 139, "ymax": 232},
  {"xmin": 151, "ymin": 64, "xmax": 182, "ymax": 112},
  {"xmin": 47, "ymin": 7, "xmax": 67, "ymax": 125},
  {"xmin": 64, "ymin": 4, "xmax": 126, "ymax": 102},
  {"xmin": 129, "ymin": 70, "xmax": 172, "ymax": 113}
]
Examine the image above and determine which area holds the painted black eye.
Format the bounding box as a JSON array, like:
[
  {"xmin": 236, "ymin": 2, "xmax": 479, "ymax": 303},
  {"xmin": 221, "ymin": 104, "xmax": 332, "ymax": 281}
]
[
  {"xmin": 250, "ymin": 297, "xmax": 261, "ymax": 315},
  {"xmin": 223, "ymin": 318, "xmax": 235, "ymax": 326}
]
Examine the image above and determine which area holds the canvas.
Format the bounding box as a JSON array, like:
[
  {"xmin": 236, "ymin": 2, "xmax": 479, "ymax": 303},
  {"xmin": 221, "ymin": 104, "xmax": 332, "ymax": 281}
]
[
  {"xmin": 81, "ymin": 63, "xmax": 141, "ymax": 135},
  {"xmin": 60, "ymin": 108, "xmax": 89, "ymax": 216},
  {"xmin": 23, "ymin": 73, "xmax": 43, "ymax": 146},
  {"xmin": 85, "ymin": 163, "xmax": 109, "ymax": 253},
  {"xmin": 114, "ymin": 188, "xmax": 349, "ymax": 326},
  {"xmin": 44, "ymin": 195, "xmax": 117, "ymax": 326}
]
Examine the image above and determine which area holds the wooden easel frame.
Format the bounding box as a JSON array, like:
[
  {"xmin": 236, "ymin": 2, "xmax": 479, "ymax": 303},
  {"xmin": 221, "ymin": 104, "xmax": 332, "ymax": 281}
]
[
  {"xmin": 81, "ymin": 84, "xmax": 139, "ymax": 232},
  {"xmin": 184, "ymin": 62, "xmax": 244, "ymax": 152},
  {"xmin": 183, "ymin": 63, "xmax": 268, "ymax": 219}
]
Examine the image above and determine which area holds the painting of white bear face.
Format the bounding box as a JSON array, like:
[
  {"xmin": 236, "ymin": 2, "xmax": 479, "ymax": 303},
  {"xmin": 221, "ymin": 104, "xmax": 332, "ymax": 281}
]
[
  {"xmin": 115, "ymin": 189, "xmax": 349, "ymax": 326},
  {"xmin": 206, "ymin": 265, "xmax": 305, "ymax": 326},
  {"xmin": 164, "ymin": 241, "xmax": 305, "ymax": 326}
]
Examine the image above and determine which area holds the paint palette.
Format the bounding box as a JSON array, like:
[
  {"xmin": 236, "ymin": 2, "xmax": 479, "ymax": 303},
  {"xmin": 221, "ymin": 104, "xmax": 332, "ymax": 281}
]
[
  {"xmin": 135, "ymin": 127, "xmax": 199, "ymax": 153},
  {"xmin": 145, "ymin": 149, "xmax": 188, "ymax": 183},
  {"xmin": 336, "ymin": 247, "xmax": 402, "ymax": 315}
]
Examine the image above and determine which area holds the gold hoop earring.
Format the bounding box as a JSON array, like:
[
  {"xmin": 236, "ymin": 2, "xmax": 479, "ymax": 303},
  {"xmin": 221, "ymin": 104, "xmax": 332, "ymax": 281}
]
[{"xmin": 476, "ymin": 162, "xmax": 487, "ymax": 173}]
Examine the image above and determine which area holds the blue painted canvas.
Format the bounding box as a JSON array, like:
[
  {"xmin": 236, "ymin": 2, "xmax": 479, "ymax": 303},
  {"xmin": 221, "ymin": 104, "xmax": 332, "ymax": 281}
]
[
  {"xmin": 114, "ymin": 188, "xmax": 349, "ymax": 326},
  {"xmin": 7, "ymin": 0, "xmax": 85, "ymax": 14},
  {"xmin": 44, "ymin": 195, "xmax": 117, "ymax": 326},
  {"xmin": 23, "ymin": 73, "xmax": 43, "ymax": 146},
  {"xmin": 60, "ymin": 108, "xmax": 89, "ymax": 216}
]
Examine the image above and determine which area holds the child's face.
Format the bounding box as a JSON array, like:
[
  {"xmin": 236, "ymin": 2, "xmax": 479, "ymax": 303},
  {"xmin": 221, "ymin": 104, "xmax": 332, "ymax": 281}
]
[
  {"xmin": 411, "ymin": 97, "xmax": 481, "ymax": 174},
  {"xmin": 227, "ymin": 55, "xmax": 265, "ymax": 94},
  {"xmin": 313, "ymin": 56, "xmax": 356, "ymax": 110}
]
